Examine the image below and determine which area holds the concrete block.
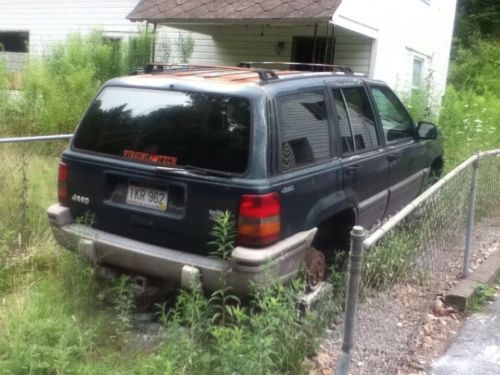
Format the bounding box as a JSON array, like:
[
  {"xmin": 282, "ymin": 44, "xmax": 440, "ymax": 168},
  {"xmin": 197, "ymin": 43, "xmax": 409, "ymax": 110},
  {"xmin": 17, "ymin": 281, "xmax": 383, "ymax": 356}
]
[
  {"xmin": 469, "ymin": 252, "xmax": 500, "ymax": 284},
  {"xmin": 445, "ymin": 279, "xmax": 478, "ymax": 311},
  {"xmin": 445, "ymin": 249, "xmax": 500, "ymax": 311}
]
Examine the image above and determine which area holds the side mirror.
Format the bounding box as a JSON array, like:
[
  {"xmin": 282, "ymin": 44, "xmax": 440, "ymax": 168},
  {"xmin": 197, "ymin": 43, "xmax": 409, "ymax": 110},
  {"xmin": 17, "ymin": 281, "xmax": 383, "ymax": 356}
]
[{"xmin": 417, "ymin": 121, "xmax": 438, "ymax": 140}]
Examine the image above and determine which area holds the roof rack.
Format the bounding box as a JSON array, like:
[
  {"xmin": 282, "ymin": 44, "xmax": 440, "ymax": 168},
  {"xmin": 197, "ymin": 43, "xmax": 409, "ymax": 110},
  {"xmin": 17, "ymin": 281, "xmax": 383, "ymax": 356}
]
[
  {"xmin": 239, "ymin": 61, "xmax": 353, "ymax": 74},
  {"xmin": 132, "ymin": 62, "xmax": 280, "ymax": 83}
]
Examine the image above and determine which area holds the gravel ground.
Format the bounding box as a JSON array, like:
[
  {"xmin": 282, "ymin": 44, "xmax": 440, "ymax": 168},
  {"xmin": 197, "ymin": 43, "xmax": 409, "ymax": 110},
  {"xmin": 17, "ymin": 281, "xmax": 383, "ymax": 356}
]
[{"xmin": 309, "ymin": 217, "xmax": 500, "ymax": 375}]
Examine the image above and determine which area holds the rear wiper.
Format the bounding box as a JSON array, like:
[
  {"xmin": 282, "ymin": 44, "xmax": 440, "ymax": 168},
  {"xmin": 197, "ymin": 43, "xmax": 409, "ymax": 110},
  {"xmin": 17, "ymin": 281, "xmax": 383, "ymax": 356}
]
[
  {"xmin": 183, "ymin": 165, "xmax": 233, "ymax": 178},
  {"xmin": 155, "ymin": 165, "xmax": 232, "ymax": 178}
]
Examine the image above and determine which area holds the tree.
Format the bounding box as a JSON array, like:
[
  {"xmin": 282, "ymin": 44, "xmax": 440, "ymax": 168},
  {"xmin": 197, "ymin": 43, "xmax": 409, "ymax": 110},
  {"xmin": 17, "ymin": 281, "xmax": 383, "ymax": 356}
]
[{"xmin": 455, "ymin": 0, "xmax": 500, "ymax": 46}]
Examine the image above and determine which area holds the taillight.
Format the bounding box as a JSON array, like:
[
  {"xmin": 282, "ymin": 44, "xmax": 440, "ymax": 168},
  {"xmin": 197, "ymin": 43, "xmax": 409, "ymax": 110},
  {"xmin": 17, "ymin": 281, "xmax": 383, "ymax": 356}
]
[
  {"xmin": 58, "ymin": 162, "xmax": 68, "ymax": 206},
  {"xmin": 237, "ymin": 192, "xmax": 280, "ymax": 246}
]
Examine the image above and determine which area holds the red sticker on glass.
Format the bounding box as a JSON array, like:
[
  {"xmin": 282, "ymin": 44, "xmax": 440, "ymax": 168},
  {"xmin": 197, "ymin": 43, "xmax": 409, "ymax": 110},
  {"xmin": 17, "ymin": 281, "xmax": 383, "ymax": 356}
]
[{"xmin": 123, "ymin": 149, "xmax": 178, "ymax": 166}]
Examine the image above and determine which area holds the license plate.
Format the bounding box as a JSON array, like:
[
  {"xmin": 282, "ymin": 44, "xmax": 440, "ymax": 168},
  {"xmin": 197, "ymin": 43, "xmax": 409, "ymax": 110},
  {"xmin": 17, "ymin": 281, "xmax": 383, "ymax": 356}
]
[{"xmin": 126, "ymin": 185, "xmax": 168, "ymax": 211}]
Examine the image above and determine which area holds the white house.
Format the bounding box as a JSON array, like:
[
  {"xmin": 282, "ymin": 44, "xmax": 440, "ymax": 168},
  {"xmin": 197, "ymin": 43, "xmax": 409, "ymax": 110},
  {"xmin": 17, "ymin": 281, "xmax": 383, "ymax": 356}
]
[
  {"xmin": 1, "ymin": 0, "xmax": 457, "ymax": 106},
  {"xmin": 127, "ymin": 0, "xmax": 457, "ymax": 105},
  {"xmin": 0, "ymin": 0, "xmax": 144, "ymax": 71}
]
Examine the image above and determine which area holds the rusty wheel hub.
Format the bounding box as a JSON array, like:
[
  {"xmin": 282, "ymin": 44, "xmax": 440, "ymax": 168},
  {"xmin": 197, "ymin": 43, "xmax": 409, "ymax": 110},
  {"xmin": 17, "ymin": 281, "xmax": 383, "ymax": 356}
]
[{"xmin": 305, "ymin": 248, "xmax": 326, "ymax": 291}]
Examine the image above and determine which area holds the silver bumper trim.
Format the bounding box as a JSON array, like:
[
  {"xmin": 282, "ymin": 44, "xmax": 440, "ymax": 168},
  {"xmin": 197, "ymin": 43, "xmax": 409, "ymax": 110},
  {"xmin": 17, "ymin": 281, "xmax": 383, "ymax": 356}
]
[{"xmin": 47, "ymin": 204, "xmax": 317, "ymax": 294}]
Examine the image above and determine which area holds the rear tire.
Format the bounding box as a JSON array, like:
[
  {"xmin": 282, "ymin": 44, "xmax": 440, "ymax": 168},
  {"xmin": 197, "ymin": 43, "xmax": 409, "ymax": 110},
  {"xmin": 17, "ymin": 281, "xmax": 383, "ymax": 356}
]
[{"xmin": 304, "ymin": 247, "xmax": 326, "ymax": 292}]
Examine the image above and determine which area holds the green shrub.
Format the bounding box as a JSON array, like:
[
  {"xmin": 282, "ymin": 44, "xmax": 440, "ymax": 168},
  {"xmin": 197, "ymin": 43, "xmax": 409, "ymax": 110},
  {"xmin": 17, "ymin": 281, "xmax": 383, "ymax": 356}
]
[
  {"xmin": 439, "ymin": 86, "xmax": 500, "ymax": 168},
  {"xmin": 449, "ymin": 40, "xmax": 500, "ymax": 97},
  {"xmin": 123, "ymin": 30, "xmax": 154, "ymax": 73},
  {"xmin": 0, "ymin": 58, "xmax": 11, "ymax": 129},
  {"xmin": 362, "ymin": 231, "xmax": 417, "ymax": 290}
]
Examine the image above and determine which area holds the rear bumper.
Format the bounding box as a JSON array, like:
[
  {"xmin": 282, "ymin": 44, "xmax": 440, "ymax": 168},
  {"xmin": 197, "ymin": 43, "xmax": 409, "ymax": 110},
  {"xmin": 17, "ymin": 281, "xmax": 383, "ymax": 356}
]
[{"xmin": 47, "ymin": 204, "xmax": 316, "ymax": 295}]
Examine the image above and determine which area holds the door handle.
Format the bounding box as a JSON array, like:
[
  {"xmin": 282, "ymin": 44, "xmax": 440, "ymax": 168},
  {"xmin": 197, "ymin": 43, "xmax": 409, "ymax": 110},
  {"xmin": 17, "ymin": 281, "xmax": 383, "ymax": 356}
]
[
  {"xmin": 345, "ymin": 165, "xmax": 359, "ymax": 174},
  {"xmin": 388, "ymin": 153, "xmax": 400, "ymax": 161}
]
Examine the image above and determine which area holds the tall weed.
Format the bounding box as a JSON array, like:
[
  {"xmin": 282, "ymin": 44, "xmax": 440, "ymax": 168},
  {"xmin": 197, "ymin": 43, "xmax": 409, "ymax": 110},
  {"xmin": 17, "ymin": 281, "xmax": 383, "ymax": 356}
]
[
  {"xmin": 449, "ymin": 40, "xmax": 500, "ymax": 97},
  {"xmin": 439, "ymin": 86, "xmax": 500, "ymax": 168}
]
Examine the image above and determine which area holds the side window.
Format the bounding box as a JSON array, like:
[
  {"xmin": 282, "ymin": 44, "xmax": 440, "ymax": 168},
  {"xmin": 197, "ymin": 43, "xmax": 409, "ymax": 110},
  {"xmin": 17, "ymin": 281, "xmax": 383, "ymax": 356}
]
[
  {"xmin": 278, "ymin": 90, "xmax": 331, "ymax": 171},
  {"xmin": 332, "ymin": 90, "xmax": 354, "ymax": 153},
  {"xmin": 370, "ymin": 86, "xmax": 414, "ymax": 142},
  {"xmin": 332, "ymin": 87, "xmax": 379, "ymax": 153}
]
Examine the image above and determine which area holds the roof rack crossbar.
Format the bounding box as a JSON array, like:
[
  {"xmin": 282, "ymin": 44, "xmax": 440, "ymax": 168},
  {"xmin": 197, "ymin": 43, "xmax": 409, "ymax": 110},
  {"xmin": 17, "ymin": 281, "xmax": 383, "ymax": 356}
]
[
  {"xmin": 134, "ymin": 62, "xmax": 280, "ymax": 84},
  {"xmin": 254, "ymin": 68, "xmax": 279, "ymax": 83},
  {"xmin": 239, "ymin": 61, "xmax": 353, "ymax": 74}
]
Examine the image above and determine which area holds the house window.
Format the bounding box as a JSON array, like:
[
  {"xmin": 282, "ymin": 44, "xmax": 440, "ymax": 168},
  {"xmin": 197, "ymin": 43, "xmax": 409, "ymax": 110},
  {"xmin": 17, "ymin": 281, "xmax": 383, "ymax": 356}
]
[
  {"xmin": 0, "ymin": 32, "xmax": 29, "ymax": 52},
  {"xmin": 412, "ymin": 58, "xmax": 424, "ymax": 89}
]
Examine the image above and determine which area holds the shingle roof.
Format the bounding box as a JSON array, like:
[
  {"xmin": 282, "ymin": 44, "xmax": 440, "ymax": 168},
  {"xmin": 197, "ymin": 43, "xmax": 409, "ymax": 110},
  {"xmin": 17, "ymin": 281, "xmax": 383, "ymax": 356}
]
[{"xmin": 127, "ymin": 0, "xmax": 342, "ymax": 22}]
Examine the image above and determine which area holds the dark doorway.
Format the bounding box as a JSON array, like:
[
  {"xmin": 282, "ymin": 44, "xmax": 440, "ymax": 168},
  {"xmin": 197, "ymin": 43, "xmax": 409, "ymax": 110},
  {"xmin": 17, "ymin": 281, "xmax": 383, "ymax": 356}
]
[
  {"xmin": 291, "ymin": 36, "xmax": 327, "ymax": 70},
  {"xmin": 0, "ymin": 32, "xmax": 29, "ymax": 53}
]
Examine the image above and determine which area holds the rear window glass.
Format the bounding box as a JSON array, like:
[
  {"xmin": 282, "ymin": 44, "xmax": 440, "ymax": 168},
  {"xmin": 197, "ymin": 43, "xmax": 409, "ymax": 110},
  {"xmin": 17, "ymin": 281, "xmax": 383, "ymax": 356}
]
[{"xmin": 73, "ymin": 87, "xmax": 251, "ymax": 174}]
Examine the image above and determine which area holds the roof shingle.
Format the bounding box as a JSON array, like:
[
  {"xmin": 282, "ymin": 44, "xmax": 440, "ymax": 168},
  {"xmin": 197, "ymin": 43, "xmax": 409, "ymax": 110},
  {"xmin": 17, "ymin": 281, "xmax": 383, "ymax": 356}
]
[{"xmin": 127, "ymin": 0, "xmax": 342, "ymax": 22}]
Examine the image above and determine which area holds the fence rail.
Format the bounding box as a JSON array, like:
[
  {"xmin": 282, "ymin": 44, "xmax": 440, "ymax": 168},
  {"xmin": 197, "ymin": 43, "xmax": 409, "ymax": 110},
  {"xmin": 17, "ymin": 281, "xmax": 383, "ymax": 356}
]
[
  {"xmin": 336, "ymin": 149, "xmax": 500, "ymax": 375},
  {"xmin": 0, "ymin": 134, "xmax": 73, "ymax": 144}
]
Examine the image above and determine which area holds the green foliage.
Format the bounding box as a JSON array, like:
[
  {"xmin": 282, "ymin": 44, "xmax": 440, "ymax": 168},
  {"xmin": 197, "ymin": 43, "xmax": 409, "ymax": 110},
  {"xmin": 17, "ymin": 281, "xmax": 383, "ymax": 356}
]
[
  {"xmin": 20, "ymin": 35, "xmax": 105, "ymax": 134},
  {"xmin": 0, "ymin": 143, "xmax": 349, "ymax": 374},
  {"xmin": 0, "ymin": 58, "xmax": 11, "ymax": 123},
  {"xmin": 208, "ymin": 210, "xmax": 235, "ymax": 260},
  {"xmin": 363, "ymin": 231, "xmax": 417, "ymax": 290},
  {"xmin": 436, "ymin": 39, "xmax": 500, "ymax": 169},
  {"xmin": 455, "ymin": 0, "xmax": 500, "ymax": 46},
  {"xmin": 113, "ymin": 275, "xmax": 136, "ymax": 331},
  {"xmin": 177, "ymin": 33, "xmax": 195, "ymax": 64},
  {"xmin": 466, "ymin": 283, "xmax": 496, "ymax": 313},
  {"xmin": 0, "ymin": 29, "xmax": 197, "ymax": 136},
  {"xmin": 439, "ymin": 86, "xmax": 500, "ymax": 168},
  {"xmin": 0, "ymin": 58, "xmax": 8, "ymax": 89},
  {"xmin": 449, "ymin": 40, "xmax": 500, "ymax": 96},
  {"xmin": 402, "ymin": 68, "xmax": 436, "ymax": 123},
  {"xmin": 208, "ymin": 285, "xmax": 241, "ymax": 326},
  {"xmin": 123, "ymin": 30, "xmax": 154, "ymax": 74},
  {"xmin": 0, "ymin": 30, "xmax": 155, "ymax": 135}
]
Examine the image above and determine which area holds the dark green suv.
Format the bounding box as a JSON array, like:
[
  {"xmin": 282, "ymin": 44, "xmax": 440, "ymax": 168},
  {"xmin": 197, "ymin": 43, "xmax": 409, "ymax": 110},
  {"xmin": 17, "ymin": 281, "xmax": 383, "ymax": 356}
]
[{"xmin": 47, "ymin": 64, "xmax": 443, "ymax": 294}]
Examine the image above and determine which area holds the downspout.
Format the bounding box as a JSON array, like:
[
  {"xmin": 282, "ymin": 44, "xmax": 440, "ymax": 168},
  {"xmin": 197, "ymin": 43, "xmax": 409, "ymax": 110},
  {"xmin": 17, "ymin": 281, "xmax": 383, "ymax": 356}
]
[
  {"xmin": 151, "ymin": 22, "xmax": 157, "ymax": 62},
  {"xmin": 323, "ymin": 22, "xmax": 330, "ymax": 68},
  {"xmin": 330, "ymin": 23, "xmax": 336, "ymax": 65},
  {"xmin": 312, "ymin": 23, "xmax": 318, "ymax": 65}
]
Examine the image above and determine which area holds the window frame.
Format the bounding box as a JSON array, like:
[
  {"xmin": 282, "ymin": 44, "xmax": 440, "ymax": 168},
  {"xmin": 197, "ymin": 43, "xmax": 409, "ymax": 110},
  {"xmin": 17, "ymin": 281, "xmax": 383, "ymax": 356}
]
[
  {"xmin": 275, "ymin": 87, "xmax": 335, "ymax": 174},
  {"xmin": 367, "ymin": 83, "xmax": 417, "ymax": 145},
  {"xmin": 412, "ymin": 57, "xmax": 425, "ymax": 91},
  {"xmin": 328, "ymin": 84, "xmax": 384, "ymax": 157}
]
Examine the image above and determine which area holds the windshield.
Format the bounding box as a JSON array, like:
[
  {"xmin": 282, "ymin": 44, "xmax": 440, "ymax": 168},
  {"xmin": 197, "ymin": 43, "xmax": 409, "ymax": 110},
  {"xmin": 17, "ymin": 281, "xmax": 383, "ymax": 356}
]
[{"xmin": 73, "ymin": 87, "xmax": 251, "ymax": 174}]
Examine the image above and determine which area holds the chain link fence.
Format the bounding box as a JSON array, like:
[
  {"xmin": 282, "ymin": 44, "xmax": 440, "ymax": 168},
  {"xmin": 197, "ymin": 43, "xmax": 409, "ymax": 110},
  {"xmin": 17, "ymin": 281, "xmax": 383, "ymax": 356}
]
[
  {"xmin": 2, "ymin": 135, "xmax": 500, "ymax": 374},
  {"xmin": 336, "ymin": 150, "xmax": 500, "ymax": 374},
  {"xmin": 0, "ymin": 135, "xmax": 72, "ymax": 252}
]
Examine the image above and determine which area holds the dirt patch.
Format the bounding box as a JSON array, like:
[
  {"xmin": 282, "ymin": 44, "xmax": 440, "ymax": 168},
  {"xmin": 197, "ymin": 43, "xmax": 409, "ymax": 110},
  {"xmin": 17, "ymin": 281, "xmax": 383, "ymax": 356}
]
[{"xmin": 309, "ymin": 218, "xmax": 500, "ymax": 375}]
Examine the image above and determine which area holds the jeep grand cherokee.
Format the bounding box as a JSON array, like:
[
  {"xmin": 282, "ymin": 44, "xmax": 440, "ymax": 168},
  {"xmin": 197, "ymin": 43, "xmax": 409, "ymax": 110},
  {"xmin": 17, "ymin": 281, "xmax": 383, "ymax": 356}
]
[{"xmin": 47, "ymin": 63, "xmax": 443, "ymax": 294}]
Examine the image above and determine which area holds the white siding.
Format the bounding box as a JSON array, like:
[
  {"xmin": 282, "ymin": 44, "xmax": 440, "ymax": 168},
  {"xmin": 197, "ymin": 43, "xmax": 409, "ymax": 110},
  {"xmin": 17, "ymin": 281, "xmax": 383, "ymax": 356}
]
[
  {"xmin": 333, "ymin": 0, "xmax": 457, "ymax": 106},
  {"xmin": 0, "ymin": 0, "xmax": 143, "ymax": 65},
  {"xmin": 0, "ymin": 52, "xmax": 28, "ymax": 71},
  {"xmin": 155, "ymin": 23, "xmax": 373, "ymax": 76}
]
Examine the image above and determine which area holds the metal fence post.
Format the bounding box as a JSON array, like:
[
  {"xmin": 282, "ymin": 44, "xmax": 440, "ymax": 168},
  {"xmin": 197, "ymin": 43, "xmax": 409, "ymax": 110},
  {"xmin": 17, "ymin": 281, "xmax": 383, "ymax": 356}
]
[
  {"xmin": 335, "ymin": 225, "xmax": 366, "ymax": 375},
  {"xmin": 462, "ymin": 158, "xmax": 479, "ymax": 278}
]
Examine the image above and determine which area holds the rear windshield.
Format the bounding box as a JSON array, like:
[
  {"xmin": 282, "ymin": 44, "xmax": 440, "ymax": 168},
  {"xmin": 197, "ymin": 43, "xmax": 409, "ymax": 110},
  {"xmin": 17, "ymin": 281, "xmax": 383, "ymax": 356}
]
[{"xmin": 73, "ymin": 87, "xmax": 251, "ymax": 174}]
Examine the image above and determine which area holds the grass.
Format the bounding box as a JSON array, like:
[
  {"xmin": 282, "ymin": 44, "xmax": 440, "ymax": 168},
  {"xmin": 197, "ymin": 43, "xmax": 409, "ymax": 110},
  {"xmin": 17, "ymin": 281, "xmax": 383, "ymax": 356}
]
[
  {"xmin": 362, "ymin": 230, "xmax": 418, "ymax": 290},
  {"xmin": 0, "ymin": 143, "xmax": 347, "ymax": 374},
  {"xmin": 466, "ymin": 283, "xmax": 496, "ymax": 313},
  {"xmin": 0, "ymin": 29, "xmax": 499, "ymax": 374}
]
